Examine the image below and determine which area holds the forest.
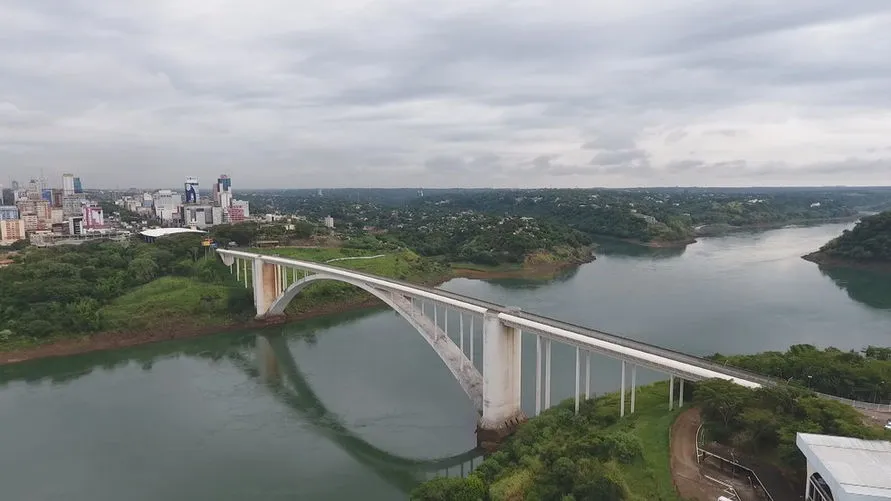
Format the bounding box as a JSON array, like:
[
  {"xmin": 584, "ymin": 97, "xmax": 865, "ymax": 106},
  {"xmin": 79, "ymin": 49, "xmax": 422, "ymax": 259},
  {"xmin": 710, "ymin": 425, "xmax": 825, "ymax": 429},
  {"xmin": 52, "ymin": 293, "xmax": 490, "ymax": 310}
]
[
  {"xmin": 709, "ymin": 344, "xmax": 891, "ymax": 403},
  {"xmin": 0, "ymin": 235, "xmax": 252, "ymax": 344},
  {"xmin": 809, "ymin": 210, "xmax": 891, "ymax": 262}
]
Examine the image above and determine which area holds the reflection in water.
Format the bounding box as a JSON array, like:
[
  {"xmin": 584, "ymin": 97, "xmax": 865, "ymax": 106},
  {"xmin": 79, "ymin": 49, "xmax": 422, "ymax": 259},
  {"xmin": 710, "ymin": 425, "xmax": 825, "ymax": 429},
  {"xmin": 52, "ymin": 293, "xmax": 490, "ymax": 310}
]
[
  {"xmin": 246, "ymin": 334, "xmax": 481, "ymax": 493},
  {"xmin": 480, "ymin": 265, "xmax": 581, "ymax": 290},
  {"xmin": 818, "ymin": 265, "xmax": 891, "ymax": 310},
  {"xmin": 0, "ymin": 319, "xmax": 481, "ymax": 498},
  {"xmin": 591, "ymin": 238, "xmax": 687, "ymax": 260}
]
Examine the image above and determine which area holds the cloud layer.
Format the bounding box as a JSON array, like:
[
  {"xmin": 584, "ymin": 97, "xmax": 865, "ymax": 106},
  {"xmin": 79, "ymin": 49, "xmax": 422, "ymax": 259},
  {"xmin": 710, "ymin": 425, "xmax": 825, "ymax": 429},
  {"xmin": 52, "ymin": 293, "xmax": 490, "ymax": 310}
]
[{"xmin": 2, "ymin": 0, "xmax": 891, "ymax": 188}]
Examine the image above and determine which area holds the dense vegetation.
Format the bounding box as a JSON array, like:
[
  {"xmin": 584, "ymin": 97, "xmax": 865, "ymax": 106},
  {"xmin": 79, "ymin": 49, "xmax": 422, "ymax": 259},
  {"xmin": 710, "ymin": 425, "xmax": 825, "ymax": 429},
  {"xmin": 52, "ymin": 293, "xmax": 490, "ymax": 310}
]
[
  {"xmin": 0, "ymin": 235, "xmax": 253, "ymax": 347},
  {"xmin": 391, "ymin": 215, "xmax": 593, "ymax": 266},
  {"xmin": 808, "ymin": 210, "xmax": 891, "ymax": 263},
  {"xmin": 412, "ymin": 383, "xmax": 681, "ymax": 501},
  {"xmin": 0, "ymin": 238, "xmax": 450, "ymax": 350},
  {"xmin": 710, "ymin": 344, "xmax": 891, "ymax": 403},
  {"xmin": 237, "ymin": 187, "xmax": 881, "ymax": 251},
  {"xmin": 694, "ymin": 378, "xmax": 890, "ymax": 479}
]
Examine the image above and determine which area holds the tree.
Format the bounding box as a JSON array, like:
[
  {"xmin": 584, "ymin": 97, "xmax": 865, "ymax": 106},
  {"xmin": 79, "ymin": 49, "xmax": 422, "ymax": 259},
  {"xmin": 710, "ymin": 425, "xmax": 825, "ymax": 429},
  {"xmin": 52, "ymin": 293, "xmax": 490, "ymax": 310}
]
[
  {"xmin": 693, "ymin": 379, "xmax": 752, "ymax": 436},
  {"xmin": 410, "ymin": 476, "xmax": 486, "ymax": 501}
]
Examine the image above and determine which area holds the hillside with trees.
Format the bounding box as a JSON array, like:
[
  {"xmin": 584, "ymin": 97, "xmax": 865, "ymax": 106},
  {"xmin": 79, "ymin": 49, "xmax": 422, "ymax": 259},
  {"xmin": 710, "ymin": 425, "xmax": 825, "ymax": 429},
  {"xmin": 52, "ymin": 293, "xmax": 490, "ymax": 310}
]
[
  {"xmin": 804, "ymin": 210, "xmax": 891, "ymax": 265},
  {"xmin": 0, "ymin": 235, "xmax": 253, "ymax": 348},
  {"xmin": 709, "ymin": 344, "xmax": 891, "ymax": 403}
]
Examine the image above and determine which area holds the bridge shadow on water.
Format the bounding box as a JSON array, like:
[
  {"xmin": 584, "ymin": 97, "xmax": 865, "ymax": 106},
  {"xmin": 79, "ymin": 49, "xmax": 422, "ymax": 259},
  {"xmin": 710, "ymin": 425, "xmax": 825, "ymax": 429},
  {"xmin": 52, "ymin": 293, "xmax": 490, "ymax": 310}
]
[{"xmin": 233, "ymin": 333, "xmax": 483, "ymax": 493}]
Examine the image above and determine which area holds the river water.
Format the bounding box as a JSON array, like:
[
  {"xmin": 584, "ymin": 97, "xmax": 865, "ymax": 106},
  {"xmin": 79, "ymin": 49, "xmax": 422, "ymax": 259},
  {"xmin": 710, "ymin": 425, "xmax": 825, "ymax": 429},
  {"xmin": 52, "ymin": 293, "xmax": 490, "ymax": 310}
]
[{"xmin": 2, "ymin": 223, "xmax": 890, "ymax": 500}]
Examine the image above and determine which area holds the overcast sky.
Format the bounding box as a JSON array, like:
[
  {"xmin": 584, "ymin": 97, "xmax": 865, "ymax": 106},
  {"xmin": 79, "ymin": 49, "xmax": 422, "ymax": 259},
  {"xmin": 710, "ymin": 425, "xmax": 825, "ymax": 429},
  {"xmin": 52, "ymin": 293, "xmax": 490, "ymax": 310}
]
[{"xmin": 2, "ymin": 1, "xmax": 891, "ymax": 189}]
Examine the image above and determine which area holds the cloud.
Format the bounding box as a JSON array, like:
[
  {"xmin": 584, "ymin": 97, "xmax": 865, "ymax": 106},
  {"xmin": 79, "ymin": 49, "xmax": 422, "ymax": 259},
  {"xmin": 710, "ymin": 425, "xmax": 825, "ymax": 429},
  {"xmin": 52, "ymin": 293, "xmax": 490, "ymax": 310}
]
[{"xmin": 1, "ymin": 0, "xmax": 891, "ymax": 188}]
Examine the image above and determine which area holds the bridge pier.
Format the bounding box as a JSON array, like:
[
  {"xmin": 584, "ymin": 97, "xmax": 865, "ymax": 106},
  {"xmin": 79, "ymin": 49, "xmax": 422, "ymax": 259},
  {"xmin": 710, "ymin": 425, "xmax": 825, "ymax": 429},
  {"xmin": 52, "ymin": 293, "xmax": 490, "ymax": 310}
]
[
  {"xmin": 477, "ymin": 314, "xmax": 526, "ymax": 450},
  {"xmin": 253, "ymin": 259, "xmax": 284, "ymax": 319}
]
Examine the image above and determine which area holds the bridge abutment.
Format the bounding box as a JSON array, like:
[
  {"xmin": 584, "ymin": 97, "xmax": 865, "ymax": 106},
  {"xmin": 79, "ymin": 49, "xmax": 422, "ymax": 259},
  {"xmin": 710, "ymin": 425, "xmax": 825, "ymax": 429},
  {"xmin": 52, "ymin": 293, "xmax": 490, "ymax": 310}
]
[{"xmin": 477, "ymin": 313, "xmax": 526, "ymax": 450}]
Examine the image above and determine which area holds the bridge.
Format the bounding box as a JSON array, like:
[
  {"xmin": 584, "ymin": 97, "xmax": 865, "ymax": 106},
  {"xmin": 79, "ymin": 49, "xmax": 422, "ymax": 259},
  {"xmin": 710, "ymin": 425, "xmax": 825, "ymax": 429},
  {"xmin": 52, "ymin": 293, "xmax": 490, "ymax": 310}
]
[{"xmin": 217, "ymin": 249, "xmax": 769, "ymax": 445}]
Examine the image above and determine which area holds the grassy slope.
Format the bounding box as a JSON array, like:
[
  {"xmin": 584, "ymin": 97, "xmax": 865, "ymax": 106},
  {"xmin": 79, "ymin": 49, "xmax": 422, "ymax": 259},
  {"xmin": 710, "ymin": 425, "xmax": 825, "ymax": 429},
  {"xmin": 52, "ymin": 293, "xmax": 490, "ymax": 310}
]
[
  {"xmin": 476, "ymin": 382, "xmax": 681, "ymax": 501},
  {"xmin": 100, "ymin": 276, "xmax": 239, "ymax": 331}
]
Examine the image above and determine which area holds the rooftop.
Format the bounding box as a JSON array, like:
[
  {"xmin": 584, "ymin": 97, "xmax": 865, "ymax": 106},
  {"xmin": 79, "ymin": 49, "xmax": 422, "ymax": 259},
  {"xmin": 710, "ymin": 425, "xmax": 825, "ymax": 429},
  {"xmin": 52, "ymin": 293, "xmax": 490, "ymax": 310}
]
[
  {"xmin": 797, "ymin": 433, "xmax": 891, "ymax": 499},
  {"xmin": 139, "ymin": 228, "xmax": 206, "ymax": 238}
]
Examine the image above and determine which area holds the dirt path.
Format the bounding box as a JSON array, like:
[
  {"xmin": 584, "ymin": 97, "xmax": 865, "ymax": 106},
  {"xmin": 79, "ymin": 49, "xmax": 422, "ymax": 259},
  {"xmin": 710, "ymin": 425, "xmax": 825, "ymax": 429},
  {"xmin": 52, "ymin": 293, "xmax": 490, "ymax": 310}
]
[{"xmin": 671, "ymin": 408, "xmax": 731, "ymax": 501}]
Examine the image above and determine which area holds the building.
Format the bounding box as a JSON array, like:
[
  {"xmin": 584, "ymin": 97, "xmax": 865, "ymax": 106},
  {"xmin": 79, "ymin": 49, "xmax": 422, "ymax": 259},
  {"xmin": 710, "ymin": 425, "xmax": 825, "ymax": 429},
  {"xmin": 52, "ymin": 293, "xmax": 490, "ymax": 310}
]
[
  {"xmin": 797, "ymin": 433, "xmax": 891, "ymax": 501},
  {"xmin": 51, "ymin": 208, "xmax": 64, "ymax": 224},
  {"xmin": 82, "ymin": 205, "xmax": 105, "ymax": 230},
  {"xmin": 153, "ymin": 190, "xmax": 180, "ymax": 221},
  {"xmin": 224, "ymin": 206, "xmax": 245, "ymax": 223},
  {"xmin": 17, "ymin": 198, "xmax": 52, "ymax": 223},
  {"xmin": 0, "ymin": 206, "xmax": 19, "ymax": 220},
  {"xmin": 324, "ymin": 215, "xmax": 335, "ymax": 229},
  {"xmin": 51, "ymin": 189, "xmax": 63, "ymax": 208},
  {"xmin": 0, "ymin": 219, "xmax": 26, "ymax": 244},
  {"xmin": 181, "ymin": 204, "xmax": 222, "ymax": 229},
  {"xmin": 213, "ymin": 174, "xmax": 233, "ymax": 208},
  {"xmin": 73, "ymin": 177, "xmax": 83, "ymax": 194},
  {"xmin": 62, "ymin": 173, "xmax": 75, "ymax": 197},
  {"xmin": 232, "ymin": 199, "xmax": 250, "ymax": 219},
  {"xmin": 62, "ymin": 196, "xmax": 84, "ymax": 217},
  {"xmin": 184, "ymin": 176, "xmax": 199, "ymax": 204},
  {"xmin": 69, "ymin": 216, "xmax": 84, "ymax": 236}
]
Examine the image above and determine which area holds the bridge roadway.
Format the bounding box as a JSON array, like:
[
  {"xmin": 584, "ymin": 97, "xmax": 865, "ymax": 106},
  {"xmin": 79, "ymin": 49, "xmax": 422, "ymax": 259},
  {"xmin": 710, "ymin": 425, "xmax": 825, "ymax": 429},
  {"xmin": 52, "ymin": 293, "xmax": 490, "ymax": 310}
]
[{"xmin": 218, "ymin": 249, "xmax": 766, "ymax": 389}]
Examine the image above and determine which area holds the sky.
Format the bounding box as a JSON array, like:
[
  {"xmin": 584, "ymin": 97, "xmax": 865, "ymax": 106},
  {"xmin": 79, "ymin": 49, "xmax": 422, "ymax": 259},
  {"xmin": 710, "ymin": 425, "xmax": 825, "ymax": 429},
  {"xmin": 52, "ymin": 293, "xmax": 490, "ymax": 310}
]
[{"xmin": 2, "ymin": 0, "xmax": 891, "ymax": 189}]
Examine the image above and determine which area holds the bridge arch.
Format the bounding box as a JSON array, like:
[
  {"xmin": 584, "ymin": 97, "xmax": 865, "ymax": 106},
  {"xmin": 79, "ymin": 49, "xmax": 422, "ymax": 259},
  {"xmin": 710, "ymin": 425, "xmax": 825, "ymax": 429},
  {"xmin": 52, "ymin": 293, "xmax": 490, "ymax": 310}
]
[{"xmin": 265, "ymin": 272, "xmax": 483, "ymax": 412}]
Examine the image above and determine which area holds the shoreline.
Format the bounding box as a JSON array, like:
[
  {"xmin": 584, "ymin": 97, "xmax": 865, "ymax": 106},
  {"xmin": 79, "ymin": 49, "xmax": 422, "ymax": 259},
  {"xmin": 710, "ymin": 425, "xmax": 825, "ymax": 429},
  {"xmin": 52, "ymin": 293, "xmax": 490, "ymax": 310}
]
[
  {"xmin": 801, "ymin": 252, "xmax": 891, "ymax": 273},
  {"xmin": 0, "ymin": 296, "xmax": 385, "ymax": 366},
  {"xmin": 696, "ymin": 215, "xmax": 861, "ymax": 237},
  {"xmin": 0, "ymin": 255, "xmax": 594, "ymax": 366}
]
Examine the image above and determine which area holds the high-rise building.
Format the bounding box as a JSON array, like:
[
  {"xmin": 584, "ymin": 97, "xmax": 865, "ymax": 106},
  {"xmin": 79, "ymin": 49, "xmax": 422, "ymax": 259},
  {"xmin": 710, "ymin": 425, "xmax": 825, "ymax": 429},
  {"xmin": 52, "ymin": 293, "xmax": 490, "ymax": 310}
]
[
  {"xmin": 184, "ymin": 176, "xmax": 199, "ymax": 204},
  {"xmin": 73, "ymin": 177, "xmax": 83, "ymax": 194},
  {"xmin": 62, "ymin": 173, "xmax": 75, "ymax": 197},
  {"xmin": 213, "ymin": 174, "xmax": 233, "ymax": 208}
]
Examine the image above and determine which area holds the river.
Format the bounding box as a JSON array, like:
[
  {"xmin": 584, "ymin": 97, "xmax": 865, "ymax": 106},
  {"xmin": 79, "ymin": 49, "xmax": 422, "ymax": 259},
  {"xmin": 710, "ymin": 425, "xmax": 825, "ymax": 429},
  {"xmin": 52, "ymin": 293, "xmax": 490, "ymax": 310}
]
[{"xmin": 2, "ymin": 223, "xmax": 890, "ymax": 500}]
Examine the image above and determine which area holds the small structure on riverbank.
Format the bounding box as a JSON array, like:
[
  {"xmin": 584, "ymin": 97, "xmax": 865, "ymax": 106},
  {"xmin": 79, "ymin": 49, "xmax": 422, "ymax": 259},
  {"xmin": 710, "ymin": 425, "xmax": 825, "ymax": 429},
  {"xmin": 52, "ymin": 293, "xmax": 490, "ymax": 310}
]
[{"xmin": 797, "ymin": 433, "xmax": 891, "ymax": 501}]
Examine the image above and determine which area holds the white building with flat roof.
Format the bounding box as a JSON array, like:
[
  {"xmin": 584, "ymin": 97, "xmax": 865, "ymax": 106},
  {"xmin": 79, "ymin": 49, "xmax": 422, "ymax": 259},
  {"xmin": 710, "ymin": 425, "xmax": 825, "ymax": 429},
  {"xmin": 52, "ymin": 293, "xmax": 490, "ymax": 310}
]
[{"xmin": 797, "ymin": 433, "xmax": 891, "ymax": 501}]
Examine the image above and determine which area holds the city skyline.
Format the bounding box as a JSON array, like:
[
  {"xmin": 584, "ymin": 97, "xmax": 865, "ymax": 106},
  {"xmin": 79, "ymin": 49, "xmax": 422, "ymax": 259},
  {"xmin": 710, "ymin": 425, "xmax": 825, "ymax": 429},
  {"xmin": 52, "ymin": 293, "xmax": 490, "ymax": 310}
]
[{"xmin": 2, "ymin": 1, "xmax": 891, "ymax": 189}]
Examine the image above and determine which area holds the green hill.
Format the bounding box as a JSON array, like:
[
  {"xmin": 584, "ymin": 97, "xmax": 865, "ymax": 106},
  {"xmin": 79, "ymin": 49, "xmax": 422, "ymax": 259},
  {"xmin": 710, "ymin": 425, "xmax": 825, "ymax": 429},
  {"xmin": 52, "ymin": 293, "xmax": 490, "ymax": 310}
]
[{"xmin": 804, "ymin": 211, "xmax": 891, "ymax": 264}]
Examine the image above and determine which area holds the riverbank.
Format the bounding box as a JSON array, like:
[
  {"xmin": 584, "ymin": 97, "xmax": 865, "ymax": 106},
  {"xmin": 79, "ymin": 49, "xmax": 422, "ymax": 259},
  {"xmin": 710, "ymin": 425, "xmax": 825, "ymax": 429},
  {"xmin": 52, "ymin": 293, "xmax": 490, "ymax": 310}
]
[
  {"xmin": 0, "ymin": 295, "xmax": 387, "ymax": 365},
  {"xmin": 0, "ymin": 248, "xmax": 596, "ymax": 365},
  {"xmin": 450, "ymin": 247, "xmax": 595, "ymax": 279}
]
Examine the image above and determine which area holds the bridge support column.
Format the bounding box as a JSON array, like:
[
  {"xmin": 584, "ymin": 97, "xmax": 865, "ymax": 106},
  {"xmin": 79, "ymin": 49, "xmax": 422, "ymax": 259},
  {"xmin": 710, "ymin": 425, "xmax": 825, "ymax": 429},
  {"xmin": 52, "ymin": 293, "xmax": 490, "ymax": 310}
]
[
  {"xmin": 477, "ymin": 313, "xmax": 526, "ymax": 450},
  {"xmin": 253, "ymin": 259, "xmax": 283, "ymax": 319}
]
